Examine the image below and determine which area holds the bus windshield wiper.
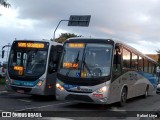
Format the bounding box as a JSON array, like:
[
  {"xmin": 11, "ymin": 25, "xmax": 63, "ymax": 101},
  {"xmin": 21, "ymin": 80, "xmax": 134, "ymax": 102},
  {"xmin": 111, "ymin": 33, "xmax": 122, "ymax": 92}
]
[
  {"xmin": 82, "ymin": 52, "xmax": 91, "ymax": 75},
  {"xmin": 66, "ymin": 50, "xmax": 80, "ymax": 76}
]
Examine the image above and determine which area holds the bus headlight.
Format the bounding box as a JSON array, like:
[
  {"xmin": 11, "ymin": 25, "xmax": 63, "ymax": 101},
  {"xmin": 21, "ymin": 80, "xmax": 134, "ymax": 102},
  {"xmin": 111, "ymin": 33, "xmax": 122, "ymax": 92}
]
[
  {"xmin": 96, "ymin": 86, "xmax": 107, "ymax": 93},
  {"xmin": 5, "ymin": 79, "xmax": 9, "ymax": 83},
  {"xmin": 56, "ymin": 83, "xmax": 64, "ymax": 91},
  {"xmin": 37, "ymin": 81, "xmax": 43, "ymax": 86}
]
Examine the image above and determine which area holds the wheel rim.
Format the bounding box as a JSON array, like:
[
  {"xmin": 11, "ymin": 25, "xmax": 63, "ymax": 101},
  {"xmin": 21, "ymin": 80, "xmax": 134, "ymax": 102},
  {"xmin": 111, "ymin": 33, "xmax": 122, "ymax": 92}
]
[
  {"xmin": 121, "ymin": 89, "xmax": 126, "ymax": 103},
  {"xmin": 145, "ymin": 89, "xmax": 148, "ymax": 97}
]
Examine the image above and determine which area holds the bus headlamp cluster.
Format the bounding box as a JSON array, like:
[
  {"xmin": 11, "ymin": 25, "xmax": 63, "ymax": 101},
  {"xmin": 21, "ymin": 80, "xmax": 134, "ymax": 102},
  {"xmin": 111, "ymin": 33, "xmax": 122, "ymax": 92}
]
[
  {"xmin": 6, "ymin": 79, "xmax": 12, "ymax": 84},
  {"xmin": 96, "ymin": 86, "xmax": 107, "ymax": 93},
  {"xmin": 56, "ymin": 83, "xmax": 64, "ymax": 91},
  {"xmin": 37, "ymin": 81, "xmax": 43, "ymax": 86},
  {"xmin": 5, "ymin": 79, "xmax": 9, "ymax": 83}
]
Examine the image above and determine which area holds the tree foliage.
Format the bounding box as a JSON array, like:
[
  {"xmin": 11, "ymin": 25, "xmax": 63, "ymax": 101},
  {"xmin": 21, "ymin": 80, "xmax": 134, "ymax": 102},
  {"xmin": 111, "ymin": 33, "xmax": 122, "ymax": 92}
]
[
  {"xmin": 0, "ymin": 0, "xmax": 11, "ymax": 8},
  {"xmin": 51, "ymin": 33, "xmax": 78, "ymax": 43}
]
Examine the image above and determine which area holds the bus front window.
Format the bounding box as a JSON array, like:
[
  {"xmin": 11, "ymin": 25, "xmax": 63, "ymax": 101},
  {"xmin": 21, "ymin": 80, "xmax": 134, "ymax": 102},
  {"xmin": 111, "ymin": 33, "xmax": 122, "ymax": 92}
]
[
  {"xmin": 9, "ymin": 50, "xmax": 48, "ymax": 77},
  {"xmin": 59, "ymin": 43, "xmax": 84, "ymax": 77},
  {"xmin": 82, "ymin": 44, "xmax": 112, "ymax": 78},
  {"xmin": 8, "ymin": 41, "xmax": 49, "ymax": 80},
  {"xmin": 59, "ymin": 43, "xmax": 113, "ymax": 78}
]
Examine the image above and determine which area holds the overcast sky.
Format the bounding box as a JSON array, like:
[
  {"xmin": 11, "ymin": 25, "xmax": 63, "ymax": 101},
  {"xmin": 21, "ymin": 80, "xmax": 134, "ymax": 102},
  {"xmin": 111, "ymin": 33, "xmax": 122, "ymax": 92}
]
[{"xmin": 0, "ymin": 0, "xmax": 160, "ymax": 62}]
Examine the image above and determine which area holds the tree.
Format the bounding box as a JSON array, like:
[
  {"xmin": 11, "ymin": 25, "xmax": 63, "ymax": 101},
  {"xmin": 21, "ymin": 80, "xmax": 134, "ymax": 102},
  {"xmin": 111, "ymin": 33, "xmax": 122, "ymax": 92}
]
[
  {"xmin": 0, "ymin": 0, "xmax": 11, "ymax": 8},
  {"xmin": 51, "ymin": 33, "xmax": 79, "ymax": 43},
  {"xmin": 0, "ymin": 0, "xmax": 11, "ymax": 16}
]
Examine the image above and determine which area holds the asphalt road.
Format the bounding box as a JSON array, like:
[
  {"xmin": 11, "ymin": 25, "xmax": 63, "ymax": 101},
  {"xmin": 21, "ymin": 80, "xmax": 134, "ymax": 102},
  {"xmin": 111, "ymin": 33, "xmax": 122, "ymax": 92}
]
[{"xmin": 0, "ymin": 91, "xmax": 160, "ymax": 120}]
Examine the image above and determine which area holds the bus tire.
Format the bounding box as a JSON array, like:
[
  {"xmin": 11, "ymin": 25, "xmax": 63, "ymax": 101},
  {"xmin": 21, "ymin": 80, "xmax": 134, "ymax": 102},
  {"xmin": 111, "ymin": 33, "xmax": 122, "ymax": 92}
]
[
  {"xmin": 143, "ymin": 86, "xmax": 149, "ymax": 98},
  {"xmin": 118, "ymin": 87, "xmax": 127, "ymax": 107}
]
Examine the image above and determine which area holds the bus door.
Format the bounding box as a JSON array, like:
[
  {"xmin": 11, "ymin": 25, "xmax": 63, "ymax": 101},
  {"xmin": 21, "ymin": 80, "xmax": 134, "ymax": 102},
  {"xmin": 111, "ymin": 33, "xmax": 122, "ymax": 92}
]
[
  {"xmin": 45, "ymin": 45, "xmax": 63, "ymax": 95},
  {"xmin": 109, "ymin": 45, "xmax": 123, "ymax": 103}
]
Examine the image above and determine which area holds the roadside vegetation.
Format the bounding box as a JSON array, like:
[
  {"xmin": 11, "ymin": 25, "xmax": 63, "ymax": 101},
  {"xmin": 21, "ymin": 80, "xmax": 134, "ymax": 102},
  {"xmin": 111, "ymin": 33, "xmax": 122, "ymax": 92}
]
[{"xmin": 0, "ymin": 77, "xmax": 5, "ymax": 85}]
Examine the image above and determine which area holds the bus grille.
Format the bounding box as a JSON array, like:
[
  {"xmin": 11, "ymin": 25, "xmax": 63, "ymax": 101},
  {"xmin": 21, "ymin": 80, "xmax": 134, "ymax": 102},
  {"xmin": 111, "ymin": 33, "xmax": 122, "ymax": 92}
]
[{"xmin": 65, "ymin": 94, "xmax": 94, "ymax": 102}]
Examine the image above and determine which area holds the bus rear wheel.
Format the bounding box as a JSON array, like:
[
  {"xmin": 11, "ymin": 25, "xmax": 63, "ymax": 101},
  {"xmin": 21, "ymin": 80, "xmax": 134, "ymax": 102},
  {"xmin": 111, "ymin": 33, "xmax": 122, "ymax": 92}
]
[
  {"xmin": 118, "ymin": 87, "xmax": 127, "ymax": 107},
  {"xmin": 143, "ymin": 86, "xmax": 149, "ymax": 98}
]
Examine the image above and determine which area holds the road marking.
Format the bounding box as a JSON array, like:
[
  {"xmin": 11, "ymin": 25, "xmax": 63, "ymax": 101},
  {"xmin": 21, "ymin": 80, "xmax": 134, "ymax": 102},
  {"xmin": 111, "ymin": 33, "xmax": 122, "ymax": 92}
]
[
  {"xmin": 111, "ymin": 107, "xmax": 126, "ymax": 111},
  {"xmin": 0, "ymin": 90, "xmax": 8, "ymax": 93},
  {"xmin": 16, "ymin": 101, "xmax": 72, "ymax": 111},
  {"xmin": 0, "ymin": 91, "xmax": 8, "ymax": 95},
  {"xmin": 18, "ymin": 99, "xmax": 32, "ymax": 103}
]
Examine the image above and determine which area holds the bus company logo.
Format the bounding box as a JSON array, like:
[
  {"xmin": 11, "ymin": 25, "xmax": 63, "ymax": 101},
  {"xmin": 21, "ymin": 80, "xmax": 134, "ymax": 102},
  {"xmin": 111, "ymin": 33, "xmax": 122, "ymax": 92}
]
[
  {"xmin": 77, "ymin": 87, "xmax": 92, "ymax": 92},
  {"xmin": 2, "ymin": 112, "xmax": 11, "ymax": 117}
]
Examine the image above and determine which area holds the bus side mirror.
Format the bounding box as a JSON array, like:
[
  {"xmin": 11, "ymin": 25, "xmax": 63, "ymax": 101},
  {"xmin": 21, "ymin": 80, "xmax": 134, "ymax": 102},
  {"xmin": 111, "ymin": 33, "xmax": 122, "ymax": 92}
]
[{"xmin": 2, "ymin": 50, "xmax": 4, "ymax": 58}]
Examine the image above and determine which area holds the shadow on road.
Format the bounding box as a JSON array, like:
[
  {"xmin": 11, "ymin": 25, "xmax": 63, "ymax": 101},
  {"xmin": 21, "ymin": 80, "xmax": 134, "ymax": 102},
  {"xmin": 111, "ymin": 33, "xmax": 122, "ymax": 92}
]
[
  {"xmin": 30, "ymin": 95, "xmax": 56, "ymax": 102},
  {"xmin": 59, "ymin": 95, "xmax": 153, "ymax": 111}
]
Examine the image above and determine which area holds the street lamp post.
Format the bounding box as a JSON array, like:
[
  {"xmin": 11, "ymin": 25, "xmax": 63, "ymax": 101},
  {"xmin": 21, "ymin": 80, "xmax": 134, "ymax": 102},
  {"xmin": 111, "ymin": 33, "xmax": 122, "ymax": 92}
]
[
  {"xmin": 2, "ymin": 44, "xmax": 11, "ymax": 59},
  {"xmin": 53, "ymin": 20, "xmax": 69, "ymax": 41},
  {"xmin": 53, "ymin": 15, "xmax": 91, "ymax": 41}
]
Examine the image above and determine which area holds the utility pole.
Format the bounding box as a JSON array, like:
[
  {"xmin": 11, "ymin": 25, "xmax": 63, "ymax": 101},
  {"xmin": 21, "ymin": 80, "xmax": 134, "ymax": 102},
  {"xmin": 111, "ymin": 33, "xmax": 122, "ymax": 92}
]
[{"xmin": 53, "ymin": 15, "xmax": 91, "ymax": 41}]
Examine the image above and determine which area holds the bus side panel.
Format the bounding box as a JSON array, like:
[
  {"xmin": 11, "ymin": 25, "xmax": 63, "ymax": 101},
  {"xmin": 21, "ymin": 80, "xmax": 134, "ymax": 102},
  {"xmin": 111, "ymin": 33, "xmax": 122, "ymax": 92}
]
[
  {"xmin": 107, "ymin": 71, "xmax": 155, "ymax": 104},
  {"xmin": 137, "ymin": 72, "xmax": 157, "ymax": 95},
  {"xmin": 44, "ymin": 72, "xmax": 57, "ymax": 95},
  {"xmin": 107, "ymin": 77, "xmax": 122, "ymax": 104},
  {"xmin": 107, "ymin": 71, "xmax": 137, "ymax": 104}
]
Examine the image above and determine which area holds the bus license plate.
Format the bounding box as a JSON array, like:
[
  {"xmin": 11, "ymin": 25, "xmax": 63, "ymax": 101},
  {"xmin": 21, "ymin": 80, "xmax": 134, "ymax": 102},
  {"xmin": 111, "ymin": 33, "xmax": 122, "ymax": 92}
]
[{"xmin": 17, "ymin": 90, "xmax": 24, "ymax": 93}]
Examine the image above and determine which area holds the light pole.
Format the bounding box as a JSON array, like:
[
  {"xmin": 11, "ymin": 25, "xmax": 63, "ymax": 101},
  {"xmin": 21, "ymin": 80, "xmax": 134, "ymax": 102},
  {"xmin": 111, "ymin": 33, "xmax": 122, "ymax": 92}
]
[
  {"xmin": 53, "ymin": 15, "xmax": 91, "ymax": 41},
  {"xmin": 6, "ymin": 43, "xmax": 10, "ymax": 61},
  {"xmin": 53, "ymin": 20, "xmax": 69, "ymax": 41},
  {"xmin": 2, "ymin": 44, "xmax": 11, "ymax": 60}
]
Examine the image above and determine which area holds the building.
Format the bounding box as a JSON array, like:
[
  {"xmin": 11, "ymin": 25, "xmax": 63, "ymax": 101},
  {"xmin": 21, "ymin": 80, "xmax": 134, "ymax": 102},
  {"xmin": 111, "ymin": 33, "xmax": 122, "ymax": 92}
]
[{"xmin": 146, "ymin": 54, "xmax": 158, "ymax": 62}]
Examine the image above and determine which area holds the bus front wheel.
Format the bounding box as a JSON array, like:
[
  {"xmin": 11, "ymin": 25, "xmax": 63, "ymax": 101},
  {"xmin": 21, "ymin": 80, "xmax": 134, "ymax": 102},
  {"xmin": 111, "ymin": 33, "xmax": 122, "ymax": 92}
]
[{"xmin": 118, "ymin": 87, "xmax": 127, "ymax": 107}]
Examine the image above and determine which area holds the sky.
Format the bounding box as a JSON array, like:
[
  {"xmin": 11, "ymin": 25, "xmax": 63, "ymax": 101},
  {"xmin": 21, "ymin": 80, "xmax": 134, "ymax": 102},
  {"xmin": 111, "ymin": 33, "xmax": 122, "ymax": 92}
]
[{"xmin": 0, "ymin": 0, "xmax": 160, "ymax": 62}]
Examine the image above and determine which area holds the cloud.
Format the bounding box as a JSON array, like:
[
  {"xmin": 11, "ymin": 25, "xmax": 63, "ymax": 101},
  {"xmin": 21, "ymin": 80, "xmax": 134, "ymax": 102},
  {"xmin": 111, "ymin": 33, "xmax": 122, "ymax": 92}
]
[{"xmin": 0, "ymin": 0, "xmax": 160, "ymax": 56}]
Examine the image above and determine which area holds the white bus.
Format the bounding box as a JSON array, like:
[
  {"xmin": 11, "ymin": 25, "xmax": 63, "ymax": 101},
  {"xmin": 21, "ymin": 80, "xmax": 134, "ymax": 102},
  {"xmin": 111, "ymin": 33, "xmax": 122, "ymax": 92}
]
[
  {"xmin": 4, "ymin": 40, "xmax": 62, "ymax": 96},
  {"xmin": 56, "ymin": 38, "xmax": 157, "ymax": 106}
]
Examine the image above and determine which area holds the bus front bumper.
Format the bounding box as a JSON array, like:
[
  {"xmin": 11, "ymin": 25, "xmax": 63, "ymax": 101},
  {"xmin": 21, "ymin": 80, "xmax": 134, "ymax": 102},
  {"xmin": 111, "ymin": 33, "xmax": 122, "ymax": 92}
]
[
  {"xmin": 56, "ymin": 88, "xmax": 108, "ymax": 104},
  {"xmin": 5, "ymin": 83, "xmax": 45, "ymax": 95}
]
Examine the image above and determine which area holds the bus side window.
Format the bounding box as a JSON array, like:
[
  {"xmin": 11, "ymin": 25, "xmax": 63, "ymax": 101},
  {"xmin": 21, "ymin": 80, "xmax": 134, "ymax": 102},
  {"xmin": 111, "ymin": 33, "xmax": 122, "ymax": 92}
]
[
  {"xmin": 113, "ymin": 46, "xmax": 122, "ymax": 79},
  {"xmin": 122, "ymin": 48, "xmax": 131, "ymax": 70},
  {"xmin": 138, "ymin": 56, "xmax": 143, "ymax": 71}
]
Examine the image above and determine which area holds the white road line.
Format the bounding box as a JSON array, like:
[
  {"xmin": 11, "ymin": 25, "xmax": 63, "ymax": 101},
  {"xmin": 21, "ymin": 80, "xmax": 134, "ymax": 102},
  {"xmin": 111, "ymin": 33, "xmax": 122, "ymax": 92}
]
[
  {"xmin": 16, "ymin": 101, "xmax": 72, "ymax": 111},
  {"xmin": 111, "ymin": 107, "xmax": 126, "ymax": 111},
  {"xmin": 18, "ymin": 99, "xmax": 32, "ymax": 103},
  {"xmin": 0, "ymin": 91, "xmax": 8, "ymax": 95},
  {"xmin": 0, "ymin": 90, "xmax": 8, "ymax": 93}
]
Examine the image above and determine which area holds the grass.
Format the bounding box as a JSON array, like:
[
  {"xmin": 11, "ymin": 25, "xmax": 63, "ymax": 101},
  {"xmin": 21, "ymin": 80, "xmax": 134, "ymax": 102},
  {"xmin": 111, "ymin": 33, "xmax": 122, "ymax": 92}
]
[{"xmin": 0, "ymin": 78, "xmax": 5, "ymax": 85}]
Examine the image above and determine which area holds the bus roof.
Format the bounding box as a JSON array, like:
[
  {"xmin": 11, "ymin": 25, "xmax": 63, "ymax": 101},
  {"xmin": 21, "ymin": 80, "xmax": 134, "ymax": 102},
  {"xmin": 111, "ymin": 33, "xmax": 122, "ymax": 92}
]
[{"xmin": 66, "ymin": 37, "xmax": 157, "ymax": 64}]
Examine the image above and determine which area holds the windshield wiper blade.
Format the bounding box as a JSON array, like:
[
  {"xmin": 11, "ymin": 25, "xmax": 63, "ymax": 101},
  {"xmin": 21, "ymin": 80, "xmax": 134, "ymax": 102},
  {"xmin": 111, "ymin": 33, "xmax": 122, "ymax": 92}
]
[
  {"xmin": 82, "ymin": 52, "xmax": 91, "ymax": 75},
  {"xmin": 66, "ymin": 50, "xmax": 80, "ymax": 77}
]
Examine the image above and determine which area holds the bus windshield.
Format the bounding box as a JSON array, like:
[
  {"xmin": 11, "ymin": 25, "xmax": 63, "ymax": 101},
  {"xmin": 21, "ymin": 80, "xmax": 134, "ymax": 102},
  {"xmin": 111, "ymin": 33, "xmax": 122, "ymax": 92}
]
[
  {"xmin": 8, "ymin": 41, "xmax": 49, "ymax": 80},
  {"xmin": 59, "ymin": 43, "xmax": 113, "ymax": 78}
]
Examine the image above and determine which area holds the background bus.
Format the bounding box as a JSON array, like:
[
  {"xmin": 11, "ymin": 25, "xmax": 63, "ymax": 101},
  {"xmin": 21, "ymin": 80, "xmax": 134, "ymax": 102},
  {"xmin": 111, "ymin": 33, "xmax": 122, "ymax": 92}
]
[
  {"xmin": 5, "ymin": 40, "xmax": 62, "ymax": 96},
  {"xmin": 56, "ymin": 38, "xmax": 157, "ymax": 106}
]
